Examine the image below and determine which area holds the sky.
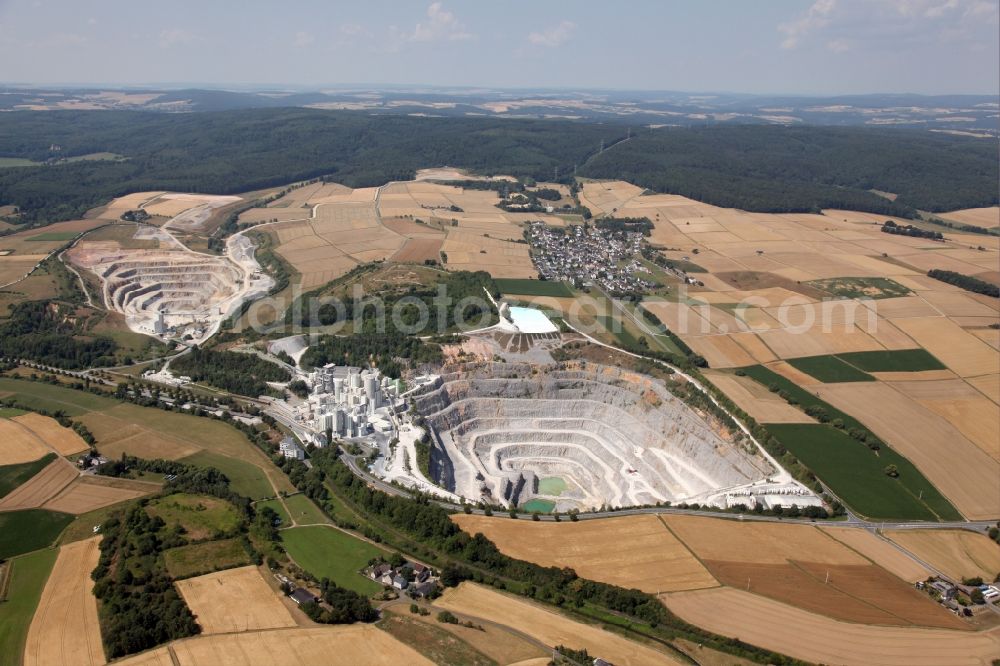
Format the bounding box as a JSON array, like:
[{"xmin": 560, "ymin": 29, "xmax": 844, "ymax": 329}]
[{"xmin": 0, "ymin": 0, "xmax": 997, "ymax": 95}]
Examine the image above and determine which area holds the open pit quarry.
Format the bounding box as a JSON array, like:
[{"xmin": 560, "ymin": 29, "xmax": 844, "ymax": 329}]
[
  {"xmin": 411, "ymin": 362, "xmax": 785, "ymax": 512},
  {"xmin": 68, "ymin": 224, "xmax": 272, "ymax": 341}
]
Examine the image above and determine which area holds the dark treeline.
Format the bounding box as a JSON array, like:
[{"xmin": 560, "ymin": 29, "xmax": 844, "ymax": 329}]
[
  {"xmin": 927, "ymin": 268, "xmax": 999, "ymax": 297},
  {"xmin": 881, "ymin": 220, "xmax": 943, "ymax": 240},
  {"xmin": 1, "ymin": 110, "xmax": 994, "ymax": 227},
  {"xmin": 595, "ymin": 216, "xmax": 654, "ymax": 236},
  {"xmin": 302, "ymin": 270, "xmax": 498, "ymax": 332},
  {"xmin": 582, "ymin": 125, "xmax": 998, "ymax": 214},
  {"xmin": 169, "ymin": 346, "xmax": 290, "ymax": 396},
  {"xmin": 0, "ymin": 301, "xmax": 118, "ymax": 368},
  {"xmin": 300, "ymin": 331, "xmax": 442, "ymax": 378},
  {"xmin": 0, "ymin": 110, "xmax": 619, "ymax": 225},
  {"xmin": 300, "ymin": 579, "xmax": 379, "ymax": 624}
]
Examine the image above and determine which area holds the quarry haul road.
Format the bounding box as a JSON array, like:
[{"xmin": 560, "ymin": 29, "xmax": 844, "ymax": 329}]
[{"xmin": 339, "ymin": 452, "xmax": 993, "ymax": 533}]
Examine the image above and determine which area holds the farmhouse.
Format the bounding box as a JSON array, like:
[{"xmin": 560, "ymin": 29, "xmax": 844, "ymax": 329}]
[{"xmin": 289, "ymin": 587, "xmax": 319, "ymax": 606}]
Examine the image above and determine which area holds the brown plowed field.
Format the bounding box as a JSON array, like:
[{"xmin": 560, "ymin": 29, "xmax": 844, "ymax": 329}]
[
  {"xmin": 0, "ymin": 459, "xmax": 77, "ymax": 511},
  {"xmin": 0, "ymin": 418, "xmax": 50, "ymax": 464},
  {"xmin": 391, "ymin": 237, "xmax": 444, "ymax": 263},
  {"xmin": 24, "ymin": 537, "xmax": 105, "ymax": 666},
  {"xmin": 11, "ymin": 413, "xmax": 89, "ymax": 456},
  {"xmin": 704, "ymin": 560, "xmax": 964, "ymax": 629},
  {"xmin": 175, "ymin": 566, "xmax": 296, "ymax": 634},
  {"xmin": 663, "ymin": 587, "xmax": 1000, "ymax": 666},
  {"xmin": 451, "ymin": 513, "xmax": 717, "ymax": 593},
  {"xmin": 437, "ymin": 583, "xmax": 685, "ymax": 666}
]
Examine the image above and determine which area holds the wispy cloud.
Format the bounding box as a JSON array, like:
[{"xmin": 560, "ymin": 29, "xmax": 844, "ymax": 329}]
[
  {"xmin": 293, "ymin": 31, "xmax": 314, "ymax": 48},
  {"xmin": 158, "ymin": 28, "xmax": 196, "ymax": 48},
  {"xmin": 778, "ymin": 0, "xmax": 836, "ymax": 49},
  {"xmin": 527, "ymin": 20, "xmax": 576, "ymax": 48},
  {"xmin": 409, "ymin": 2, "xmax": 473, "ymax": 42}
]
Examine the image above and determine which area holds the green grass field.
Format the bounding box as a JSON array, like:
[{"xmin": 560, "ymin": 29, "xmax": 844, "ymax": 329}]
[
  {"xmin": 766, "ymin": 424, "xmax": 961, "ymax": 521},
  {"xmin": 283, "ymin": 493, "xmax": 330, "ymax": 525},
  {"xmin": 834, "ymin": 349, "xmax": 946, "ymax": 372},
  {"xmin": 58, "ymin": 499, "xmax": 142, "ymax": 545},
  {"xmin": 0, "ymin": 509, "xmax": 74, "ymax": 559},
  {"xmin": 181, "ymin": 450, "xmax": 273, "ymax": 500},
  {"xmin": 0, "ymin": 454, "xmax": 55, "ymax": 499},
  {"xmin": 0, "ymin": 378, "xmax": 115, "ymax": 416},
  {"xmin": 163, "ymin": 538, "xmax": 251, "ymax": 579},
  {"xmin": 255, "ymin": 498, "xmax": 291, "ymax": 526},
  {"xmin": 281, "ymin": 525, "xmax": 385, "ymax": 595},
  {"xmin": 786, "ymin": 355, "xmax": 875, "ymax": 383},
  {"xmin": 494, "ymin": 278, "xmax": 573, "ymax": 297},
  {"xmin": 0, "ymin": 548, "xmax": 58, "ymax": 666},
  {"xmin": 25, "ymin": 231, "xmax": 79, "ymax": 242},
  {"xmin": 146, "ymin": 493, "xmax": 242, "ymax": 539},
  {"xmin": 0, "ymin": 157, "xmax": 42, "ymax": 168},
  {"xmin": 0, "ymin": 408, "xmax": 26, "ymax": 418},
  {"xmin": 809, "ymin": 276, "xmax": 911, "ymax": 299}
]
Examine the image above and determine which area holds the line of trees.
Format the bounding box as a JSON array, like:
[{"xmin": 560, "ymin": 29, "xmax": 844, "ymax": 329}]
[
  {"xmin": 170, "ymin": 346, "xmax": 290, "ymax": 396},
  {"xmin": 927, "ymin": 268, "xmax": 999, "ymax": 298}
]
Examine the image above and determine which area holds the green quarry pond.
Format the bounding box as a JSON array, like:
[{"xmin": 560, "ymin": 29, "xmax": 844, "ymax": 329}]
[
  {"xmin": 522, "ymin": 499, "xmax": 556, "ymax": 513},
  {"xmin": 537, "ymin": 476, "xmax": 567, "ymax": 495}
]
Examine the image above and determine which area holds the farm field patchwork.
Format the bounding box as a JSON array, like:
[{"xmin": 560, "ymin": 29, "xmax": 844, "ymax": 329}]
[
  {"xmin": 495, "ymin": 278, "xmax": 573, "ymax": 297},
  {"xmin": 175, "ymin": 566, "xmax": 296, "ymax": 634},
  {"xmin": 663, "ymin": 587, "xmax": 1000, "ymax": 666},
  {"xmin": 819, "ymin": 527, "xmax": 930, "ymax": 583},
  {"xmin": 280, "ymin": 526, "xmax": 385, "ymax": 595},
  {"xmin": 884, "ymin": 530, "xmax": 1000, "ymax": 582},
  {"xmin": 0, "ymin": 459, "xmax": 78, "ymax": 512},
  {"xmin": 0, "ymin": 419, "xmax": 52, "ymax": 465},
  {"xmin": 9, "ymin": 412, "xmax": 90, "ymax": 456},
  {"xmin": 0, "ymin": 548, "xmax": 57, "ymax": 666},
  {"xmin": 0, "ymin": 454, "xmax": 55, "ymax": 498},
  {"xmin": 786, "ymin": 354, "xmax": 875, "ymax": 383},
  {"xmin": 451, "ymin": 513, "xmax": 717, "ymax": 593},
  {"xmin": 436, "ymin": 582, "xmax": 686, "ymax": 666},
  {"xmin": 114, "ymin": 625, "xmax": 436, "ymax": 666},
  {"xmin": 23, "ymin": 537, "xmax": 104, "ymax": 666},
  {"xmin": 41, "ymin": 475, "xmax": 154, "ymax": 515}
]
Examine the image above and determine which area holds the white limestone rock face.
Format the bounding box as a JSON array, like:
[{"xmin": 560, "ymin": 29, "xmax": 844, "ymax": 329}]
[{"xmin": 413, "ymin": 362, "xmax": 775, "ymax": 511}]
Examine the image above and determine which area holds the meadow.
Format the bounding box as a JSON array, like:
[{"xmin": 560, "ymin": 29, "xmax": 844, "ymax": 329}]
[
  {"xmin": 163, "ymin": 538, "xmax": 252, "ymax": 579},
  {"xmin": 494, "ymin": 278, "xmax": 573, "ymax": 297},
  {"xmin": 786, "ymin": 355, "xmax": 875, "ymax": 383},
  {"xmin": 0, "ymin": 509, "xmax": 74, "ymax": 559},
  {"xmin": 280, "ymin": 525, "xmax": 385, "ymax": 595},
  {"xmin": 0, "ymin": 549, "xmax": 57, "ymax": 666}
]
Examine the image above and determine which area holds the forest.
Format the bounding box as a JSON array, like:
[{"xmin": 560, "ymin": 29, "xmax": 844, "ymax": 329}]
[
  {"xmin": 0, "ymin": 109, "xmax": 995, "ymax": 227},
  {"xmin": 170, "ymin": 346, "xmax": 291, "ymax": 396},
  {"xmin": 581, "ymin": 125, "xmax": 998, "ymax": 214},
  {"xmin": 0, "ymin": 300, "xmax": 119, "ymax": 368},
  {"xmin": 927, "ymin": 268, "xmax": 1000, "ymax": 297},
  {"xmin": 300, "ymin": 332, "xmax": 443, "ymax": 378}
]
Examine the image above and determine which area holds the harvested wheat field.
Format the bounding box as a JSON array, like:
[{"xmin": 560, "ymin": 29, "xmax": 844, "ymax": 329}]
[
  {"xmin": 820, "ymin": 527, "xmax": 930, "ymax": 583},
  {"xmin": 893, "ymin": 317, "xmax": 996, "ymax": 378},
  {"xmin": 885, "ymin": 530, "xmax": 1000, "ymax": 581},
  {"xmin": 0, "ymin": 417, "xmax": 51, "ymax": 464},
  {"xmin": 42, "ymin": 475, "xmax": 153, "ymax": 514},
  {"xmin": 12, "ymin": 412, "xmax": 90, "ymax": 456},
  {"xmin": 175, "ymin": 566, "xmax": 296, "ymax": 634},
  {"xmin": 663, "ymin": 515, "xmax": 868, "ymax": 565},
  {"xmin": 702, "ymin": 370, "xmax": 815, "ymax": 423},
  {"xmin": 452, "ymin": 513, "xmax": 717, "ymax": 593},
  {"xmin": 811, "ymin": 382, "xmax": 1000, "ymax": 520},
  {"xmin": 0, "ymin": 458, "xmax": 78, "ymax": 511},
  {"xmin": 437, "ymin": 583, "xmax": 685, "ymax": 666},
  {"xmin": 390, "ymin": 237, "xmax": 444, "ymax": 263},
  {"xmin": 23, "ymin": 537, "xmax": 104, "ymax": 666},
  {"xmin": 663, "ymin": 586, "xmax": 1000, "ymax": 666},
  {"xmin": 939, "ymin": 207, "xmax": 1000, "ymax": 229},
  {"xmin": 890, "ymin": 378, "xmax": 1000, "ymax": 460},
  {"xmin": 115, "ymin": 625, "xmax": 434, "ymax": 666}
]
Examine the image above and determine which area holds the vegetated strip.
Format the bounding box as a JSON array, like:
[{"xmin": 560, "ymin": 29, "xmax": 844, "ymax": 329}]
[
  {"xmin": 926, "ymin": 269, "xmax": 999, "ymax": 298},
  {"xmin": 738, "ymin": 365, "xmax": 961, "ymax": 521},
  {"xmin": 785, "ymin": 355, "xmax": 875, "ymax": 383},
  {"xmin": 0, "ymin": 548, "xmax": 58, "ymax": 666},
  {"xmin": 495, "ymin": 278, "xmax": 574, "ymax": 297},
  {"xmin": 833, "ymin": 349, "xmax": 946, "ymax": 373}
]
